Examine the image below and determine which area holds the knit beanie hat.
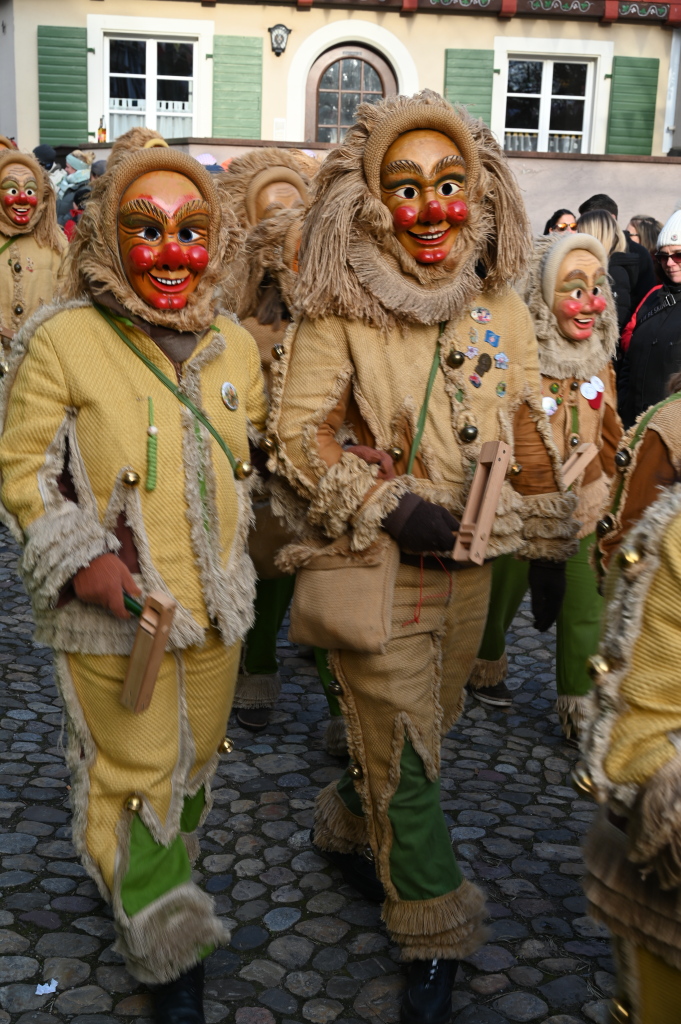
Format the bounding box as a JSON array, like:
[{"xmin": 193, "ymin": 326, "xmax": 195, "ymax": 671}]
[
  {"xmin": 657, "ymin": 210, "xmax": 681, "ymax": 248},
  {"xmin": 33, "ymin": 144, "xmax": 57, "ymax": 168},
  {"xmin": 540, "ymin": 232, "xmax": 608, "ymax": 307},
  {"xmin": 66, "ymin": 152, "xmax": 90, "ymax": 173}
]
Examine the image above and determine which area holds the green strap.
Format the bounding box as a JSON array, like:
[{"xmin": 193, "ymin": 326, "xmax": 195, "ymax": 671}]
[
  {"xmin": 94, "ymin": 304, "xmax": 240, "ymax": 476},
  {"xmin": 407, "ymin": 323, "xmax": 446, "ymax": 475},
  {"xmin": 570, "ymin": 403, "xmax": 579, "ymax": 437},
  {"xmin": 0, "ymin": 238, "xmax": 14, "ymax": 259},
  {"xmin": 610, "ymin": 390, "xmax": 681, "ymax": 517}
]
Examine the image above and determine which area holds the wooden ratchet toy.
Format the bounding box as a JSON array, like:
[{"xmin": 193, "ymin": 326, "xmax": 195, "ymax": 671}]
[
  {"xmin": 561, "ymin": 442, "xmax": 599, "ymax": 488},
  {"xmin": 120, "ymin": 591, "xmax": 176, "ymax": 714},
  {"xmin": 453, "ymin": 441, "xmax": 511, "ymax": 565}
]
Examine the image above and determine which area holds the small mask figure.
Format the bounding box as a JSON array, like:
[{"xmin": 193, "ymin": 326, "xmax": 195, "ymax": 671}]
[
  {"xmin": 475, "ymin": 352, "xmax": 492, "ymax": 377},
  {"xmin": 379, "ymin": 129, "xmax": 469, "ymax": 265},
  {"xmin": 552, "ymin": 249, "xmax": 607, "ymax": 343},
  {"xmin": 0, "ymin": 163, "xmax": 39, "ymax": 228},
  {"xmin": 117, "ymin": 170, "xmax": 210, "ymax": 310}
]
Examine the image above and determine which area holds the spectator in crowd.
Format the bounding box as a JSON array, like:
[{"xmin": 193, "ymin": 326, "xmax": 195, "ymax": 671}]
[
  {"xmin": 618, "ymin": 210, "xmax": 681, "ymax": 427},
  {"xmin": 33, "ymin": 144, "xmax": 66, "ymax": 193},
  {"xmin": 56, "ymin": 150, "xmax": 95, "ymax": 225},
  {"xmin": 579, "ymin": 192, "xmax": 656, "ymax": 306},
  {"xmin": 90, "ymin": 159, "xmax": 107, "ymax": 179},
  {"xmin": 543, "ymin": 208, "xmax": 577, "ymax": 235},
  {"xmin": 626, "ymin": 214, "xmax": 662, "ymax": 257},
  {"xmin": 63, "ymin": 183, "xmax": 91, "ymax": 241},
  {"xmin": 577, "ymin": 209, "xmax": 639, "ymax": 332}
]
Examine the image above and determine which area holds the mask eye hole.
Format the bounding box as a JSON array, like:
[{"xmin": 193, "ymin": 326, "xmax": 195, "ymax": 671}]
[
  {"xmin": 393, "ymin": 186, "xmax": 418, "ymax": 200},
  {"xmin": 438, "ymin": 180, "xmax": 462, "ymax": 198},
  {"xmin": 570, "ymin": 288, "xmax": 583, "ymax": 300},
  {"xmin": 142, "ymin": 225, "xmax": 162, "ymax": 242},
  {"xmin": 7, "ymin": 187, "xmax": 18, "ymax": 197},
  {"xmin": 592, "ymin": 286, "xmax": 601, "ymax": 297},
  {"xmin": 178, "ymin": 227, "xmax": 199, "ymax": 244}
]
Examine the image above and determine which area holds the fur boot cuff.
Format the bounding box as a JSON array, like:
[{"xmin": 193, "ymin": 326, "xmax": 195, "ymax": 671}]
[
  {"xmin": 556, "ymin": 693, "xmax": 591, "ymax": 740},
  {"xmin": 467, "ymin": 654, "xmax": 508, "ymax": 690},
  {"xmin": 314, "ymin": 781, "xmax": 367, "ymax": 853},
  {"xmin": 232, "ymin": 671, "xmax": 281, "ymax": 709},
  {"xmin": 383, "ymin": 879, "xmax": 488, "ymax": 962}
]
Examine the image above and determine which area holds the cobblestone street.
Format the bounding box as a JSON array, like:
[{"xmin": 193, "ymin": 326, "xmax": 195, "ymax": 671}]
[{"xmin": 0, "ymin": 522, "xmax": 615, "ymax": 1024}]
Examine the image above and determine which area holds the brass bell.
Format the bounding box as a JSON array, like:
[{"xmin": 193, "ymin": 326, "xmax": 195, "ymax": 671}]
[
  {"xmin": 272, "ymin": 344, "xmax": 285, "ymax": 361},
  {"xmin": 447, "ymin": 350, "xmax": 465, "ymax": 369},
  {"xmin": 460, "ymin": 424, "xmax": 478, "ymax": 443},
  {"xmin": 125, "ymin": 795, "xmax": 142, "ymax": 813},
  {"xmin": 235, "ymin": 459, "xmax": 253, "ymax": 480},
  {"xmin": 610, "ymin": 999, "xmax": 631, "ymax": 1023},
  {"xmin": 328, "ymin": 680, "xmax": 342, "ymax": 696},
  {"xmin": 509, "ymin": 463, "xmax": 522, "ymax": 476},
  {"xmin": 122, "ymin": 470, "xmax": 140, "ymax": 487},
  {"xmin": 615, "ymin": 449, "xmax": 631, "ymax": 469},
  {"xmin": 570, "ymin": 380, "xmax": 579, "ymax": 391},
  {"xmin": 218, "ymin": 737, "xmax": 234, "ymax": 754},
  {"xmin": 587, "ymin": 654, "xmax": 610, "ymax": 680},
  {"xmin": 569, "ymin": 434, "xmax": 580, "ymax": 448},
  {"xmin": 386, "ymin": 446, "xmax": 403, "ymax": 463},
  {"xmin": 348, "ymin": 762, "xmax": 364, "ymax": 780},
  {"xmin": 618, "ymin": 544, "xmax": 641, "ymax": 568},
  {"xmin": 13, "ymin": 262, "xmax": 21, "ymax": 274},
  {"xmin": 571, "ymin": 764, "xmax": 597, "ymax": 801},
  {"xmin": 596, "ymin": 515, "xmax": 613, "ymax": 538},
  {"xmin": 260, "ymin": 436, "xmax": 275, "ymax": 454}
]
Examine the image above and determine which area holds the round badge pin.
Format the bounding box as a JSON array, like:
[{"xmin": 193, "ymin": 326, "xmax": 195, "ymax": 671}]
[
  {"xmin": 221, "ymin": 382, "xmax": 239, "ymax": 411},
  {"xmin": 580, "ymin": 381, "xmax": 597, "ymax": 401},
  {"xmin": 542, "ymin": 396, "xmax": 558, "ymax": 416},
  {"xmin": 470, "ymin": 307, "xmax": 492, "ymax": 325},
  {"xmin": 591, "ymin": 375, "xmax": 605, "ymax": 394}
]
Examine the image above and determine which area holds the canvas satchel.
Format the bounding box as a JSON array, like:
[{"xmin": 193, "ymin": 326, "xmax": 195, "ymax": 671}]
[{"xmin": 288, "ymin": 323, "xmax": 444, "ymax": 654}]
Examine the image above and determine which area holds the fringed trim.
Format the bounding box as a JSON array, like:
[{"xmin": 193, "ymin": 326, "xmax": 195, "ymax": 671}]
[
  {"xmin": 556, "ymin": 693, "xmax": 591, "ymax": 740},
  {"xmin": 314, "ymin": 781, "xmax": 368, "ymax": 854},
  {"xmin": 518, "ymin": 489, "xmax": 579, "ymax": 561},
  {"xmin": 306, "ymin": 451, "xmax": 381, "ymax": 539},
  {"xmin": 467, "ymin": 653, "xmax": 508, "ymax": 690},
  {"xmin": 324, "ymin": 716, "xmax": 348, "ymax": 757},
  {"xmin": 35, "ymin": 598, "xmax": 138, "ymax": 655},
  {"xmin": 583, "ymin": 485, "xmax": 681, "ymax": 809},
  {"xmin": 232, "ymin": 671, "xmax": 281, "ymax": 709},
  {"xmin": 181, "ymin": 832, "xmax": 200, "ymax": 866},
  {"xmin": 383, "ymin": 880, "xmax": 488, "ymax": 962},
  {"xmin": 576, "ymin": 475, "xmax": 609, "ymax": 541},
  {"xmin": 21, "ymin": 503, "xmax": 120, "ymax": 613},
  {"xmin": 114, "ymin": 881, "xmax": 229, "ymax": 985},
  {"xmin": 627, "ymin": 749, "xmax": 681, "ymax": 888}
]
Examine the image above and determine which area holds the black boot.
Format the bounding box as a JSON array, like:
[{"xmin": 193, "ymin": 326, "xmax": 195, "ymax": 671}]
[
  {"xmin": 310, "ymin": 830, "xmax": 385, "ymax": 903},
  {"xmin": 400, "ymin": 959, "xmax": 458, "ymax": 1024},
  {"xmin": 152, "ymin": 962, "xmax": 205, "ymax": 1024}
]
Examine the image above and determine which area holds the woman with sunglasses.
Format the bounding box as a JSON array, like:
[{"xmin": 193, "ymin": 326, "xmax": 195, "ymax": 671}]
[
  {"xmin": 543, "ymin": 208, "xmax": 578, "ymax": 235},
  {"xmin": 618, "ymin": 210, "xmax": 681, "ymax": 428}
]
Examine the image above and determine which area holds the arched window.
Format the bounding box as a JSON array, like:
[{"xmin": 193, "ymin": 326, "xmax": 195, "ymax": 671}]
[{"xmin": 305, "ymin": 45, "xmax": 397, "ymax": 144}]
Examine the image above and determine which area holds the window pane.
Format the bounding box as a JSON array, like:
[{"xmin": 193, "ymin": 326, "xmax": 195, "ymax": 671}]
[
  {"xmin": 157, "ymin": 42, "xmax": 193, "ymax": 77},
  {"xmin": 549, "ymin": 98, "xmax": 584, "ymax": 132},
  {"xmin": 507, "ymin": 60, "xmax": 542, "ymax": 94},
  {"xmin": 505, "ymin": 96, "xmax": 540, "ymax": 130},
  {"xmin": 317, "ymin": 127, "xmax": 338, "ymax": 143},
  {"xmin": 364, "ymin": 64, "xmax": 381, "ymax": 92},
  {"xmin": 157, "ymin": 115, "xmax": 192, "ymax": 139},
  {"xmin": 318, "ymin": 94, "xmax": 339, "ymax": 125},
  {"xmin": 552, "ymin": 62, "xmax": 587, "ymax": 97},
  {"xmin": 157, "ymin": 79, "xmax": 190, "ymax": 104},
  {"xmin": 110, "ymin": 76, "xmax": 146, "ymax": 100},
  {"xmin": 320, "ymin": 62, "xmax": 339, "ymax": 89},
  {"xmin": 363, "ymin": 92, "xmax": 382, "ymax": 106},
  {"xmin": 341, "ymin": 59, "xmax": 361, "ymax": 90},
  {"xmin": 110, "ymin": 39, "xmax": 146, "ymax": 75},
  {"xmin": 341, "ymin": 92, "xmax": 361, "ymax": 125},
  {"xmin": 110, "ymin": 112, "xmax": 145, "ymax": 140}
]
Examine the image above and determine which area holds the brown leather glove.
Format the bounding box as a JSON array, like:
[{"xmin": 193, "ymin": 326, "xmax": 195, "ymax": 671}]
[
  {"xmin": 345, "ymin": 445, "xmax": 396, "ymax": 481},
  {"xmin": 72, "ymin": 553, "xmax": 142, "ymax": 620},
  {"xmin": 383, "ymin": 493, "xmax": 458, "ymax": 552}
]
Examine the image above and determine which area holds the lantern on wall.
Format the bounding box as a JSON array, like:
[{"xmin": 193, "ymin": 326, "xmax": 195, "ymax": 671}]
[{"xmin": 268, "ymin": 24, "xmax": 291, "ymax": 57}]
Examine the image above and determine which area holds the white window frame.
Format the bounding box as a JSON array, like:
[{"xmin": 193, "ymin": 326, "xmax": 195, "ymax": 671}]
[
  {"xmin": 87, "ymin": 14, "xmax": 215, "ymax": 143},
  {"xmin": 491, "ymin": 36, "xmax": 614, "ymax": 155}
]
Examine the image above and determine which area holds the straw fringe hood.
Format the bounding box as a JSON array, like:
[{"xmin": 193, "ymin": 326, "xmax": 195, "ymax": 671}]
[
  {"xmin": 294, "ymin": 90, "xmax": 532, "ymax": 331},
  {"xmin": 237, "ymin": 206, "xmax": 303, "ymax": 319},
  {"xmin": 57, "ymin": 147, "xmax": 242, "ymax": 334},
  {"xmin": 223, "ymin": 147, "xmax": 310, "ymax": 230},
  {"xmin": 525, "ymin": 233, "xmax": 618, "ymax": 381},
  {"xmin": 0, "ymin": 150, "xmax": 64, "ymax": 251},
  {"xmin": 106, "ymin": 128, "xmax": 169, "ymax": 173}
]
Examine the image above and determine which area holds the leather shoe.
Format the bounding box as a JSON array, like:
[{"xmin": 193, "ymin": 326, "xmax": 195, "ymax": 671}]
[
  {"xmin": 400, "ymin": 959, "xmax": 458, "ymax": 1024},
  {"xmin": 236, "ymin": 707, "xmax": 269, "ymax": 731},
  {"xmin": 152, "ymin": 962, "xmax": 205, "ymax": 1024},
  {"xmin": 310, "ymin": 830, "xmax": 385, "ymax": 903}
]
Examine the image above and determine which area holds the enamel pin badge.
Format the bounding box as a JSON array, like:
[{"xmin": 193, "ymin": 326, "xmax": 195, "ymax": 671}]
[{"xmin": 221, "ymin": 382, "xmax": 239, "ymax": 411}]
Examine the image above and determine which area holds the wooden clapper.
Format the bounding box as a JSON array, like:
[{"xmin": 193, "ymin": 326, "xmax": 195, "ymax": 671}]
[
  {"xmin": 120, "ymin": 591, "xmax": 176, "ymax": 713},
  {"xmin": 561, "ymin": 442, "xmax": 598, "ymax": 488},
  {"xmin": 453, "ymin": 441, "xmax": 511, "ymax": 565}
]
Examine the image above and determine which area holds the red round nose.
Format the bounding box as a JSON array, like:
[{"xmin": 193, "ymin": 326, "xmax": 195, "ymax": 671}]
[
  {"xmin": 421, "ymin": 200, "xmax": 445, "ymax": 225},
  {"xmin": 17, "ymin": 191, "xmax": 38, "ymax": 207},
  {"xmin": 157, "ymin": 242, "xmax": 185, "ymax": 269}
]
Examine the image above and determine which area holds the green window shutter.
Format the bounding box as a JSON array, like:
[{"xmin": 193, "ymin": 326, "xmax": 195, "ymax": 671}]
[
  {"xmin": 606, "ymin": 56, "xmax": 659, "ymax": 156},
  {"xmin": 38, "ymin": 26, "xmax": 88, "ymax": 146},
  {"xmin": 212, "ymin": 36, "xmax": 263, "ymax": 139},
  {"xmin": 444, "ymin": 49, "xmax": 494, "ymax": 126}
]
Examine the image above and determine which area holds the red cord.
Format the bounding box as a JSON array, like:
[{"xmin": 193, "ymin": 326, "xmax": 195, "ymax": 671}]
[{"xmin": 402, "ymin": 555, "xmax": 453, "ymax": 627}]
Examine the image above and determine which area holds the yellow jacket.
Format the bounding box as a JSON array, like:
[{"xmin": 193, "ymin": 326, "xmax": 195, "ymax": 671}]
[
  {"xmin": 0, "ymin": 231, "xmax": 66, "ymax": 337},
  {"xmin": 0, "ymin": 300, "xmax": 267, "ymax": 653}
]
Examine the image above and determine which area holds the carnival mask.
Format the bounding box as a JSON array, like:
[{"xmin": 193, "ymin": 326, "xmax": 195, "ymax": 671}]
[
  {"xmin": 552, "ymin": 249, "xmax": 607, "ymax": 343},
  {"xmin": 0, "ymin": 163, "xmax": 39, "ymax": 228},
  {"xmin": 254, "ymin": 180, "xmax": 306, "ymax": 223},
  {"xmin": 117, "ymin": 170, "xmax": 210, "ymax": 310},
  {"xmin": 380, "ymin": 130, "xmax": 468, "ymax": 264}
]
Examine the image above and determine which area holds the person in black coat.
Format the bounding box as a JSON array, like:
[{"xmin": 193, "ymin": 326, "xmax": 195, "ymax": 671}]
[{"xmin": 618, "ymin": 210, "xmax": 681, "ymax": 428}]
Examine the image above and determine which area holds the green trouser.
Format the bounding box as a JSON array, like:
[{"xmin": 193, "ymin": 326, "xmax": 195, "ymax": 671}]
[
  {"xmin": 336, "ymin": 739, "xmax": 462, "ymax": 900},
  {"xmin": 243, "ymin": 575, "xmax": 296, "ymax": 675},
  {"xmin": 477, "ymin": 534, "xmax": 603, "ymax": 697}
]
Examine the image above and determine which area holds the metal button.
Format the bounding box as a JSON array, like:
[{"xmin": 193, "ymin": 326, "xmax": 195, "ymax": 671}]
[
  {"xmin": 125, "ymin": 795, "xmax": 142, "ymax": 812},
  {"xmin": 460, "ymin": 425, "xmax": 478, "ymax": 442},
  {"xmin": 122, "ymin": 470, "xmax": 140, "ymax": 487},
  {"xmin": 235, "ymin": 459, "xmax": 253, "ymax": 479},
  {"xmin": 272, "ymin": 344, "xmax": 285, "ymax": 360},
  {"xmin": 328, "ymin": 680, "xmax": 342, "ymax": 696}
]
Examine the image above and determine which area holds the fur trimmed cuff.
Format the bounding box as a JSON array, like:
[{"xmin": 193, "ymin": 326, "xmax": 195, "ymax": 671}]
[
  {"xmin": 314, "ymin": 780, "xmax": 367, "ymax": 853},
  {"xmin": 324, "ymin": 717, "xmax": 348, "ymax": 757},
  {"xmin": 115, "ymin": 881, "xmax": 229, "ymax": 985},
  {"xmin": 555, "ymin": 694, "xmax": 591, "ymax": 740},
  {"xmin": 627, "ymin": 749, "xmax": 681, "ymax": 890},
  {"xmin": 519, "ymin": 490, "xmax": 579, "ymax": 562},
  {"xmin": 383, "ymin": 879, "xmax": 488, "ymax": 962},
  {"xmin": 232, "ymin": 671, "xmax": 281, "ymax": 709},
  {"xmin": 467, "ymin": 654, "xmax": 508, "ymax": 690},
  {"xmin": 21, "ymin": 504, "xmax": 119, "ymax": 612}
]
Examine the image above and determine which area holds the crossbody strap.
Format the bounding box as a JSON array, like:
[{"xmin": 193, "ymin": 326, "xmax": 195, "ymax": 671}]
[
  {"xmin": 94, "ymin": 304, "xmax": 249, "ymax": 479},
  {"xmin": 0, "ymin": 238, "xmax": 14, "ymax": 259},
  {"xmin": 406, "ymin": 322, "xmax": 446, "ymax": 475},
  {"xmin": 609, "ymin": 390, "xmax": 681, "ymax": 518}
]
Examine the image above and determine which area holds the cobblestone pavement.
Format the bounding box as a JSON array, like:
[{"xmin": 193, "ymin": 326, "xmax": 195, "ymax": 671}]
[{"xmin": 0, "ymin": 522, "xmax": 615, "ymax": 1024}]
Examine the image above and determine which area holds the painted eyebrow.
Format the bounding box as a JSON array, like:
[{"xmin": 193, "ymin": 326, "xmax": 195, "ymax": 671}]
[
  {"xmin": 119, "ymin": 198, "xmax": 168, "ymax": 224},
  {"xmin": 383, "ymin": 159, "xmax": 424, "ymax": 177},
  {"xmin": 432, "ymin": 155, "xmax": 466, "ymax": 175},
  {"xmin": 174, "ymin": 198, "xmax": 210, "ymax": 222},
  {"xmin": 562, "ymin": 267, "xmax": 606, "ymax": 282}
]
